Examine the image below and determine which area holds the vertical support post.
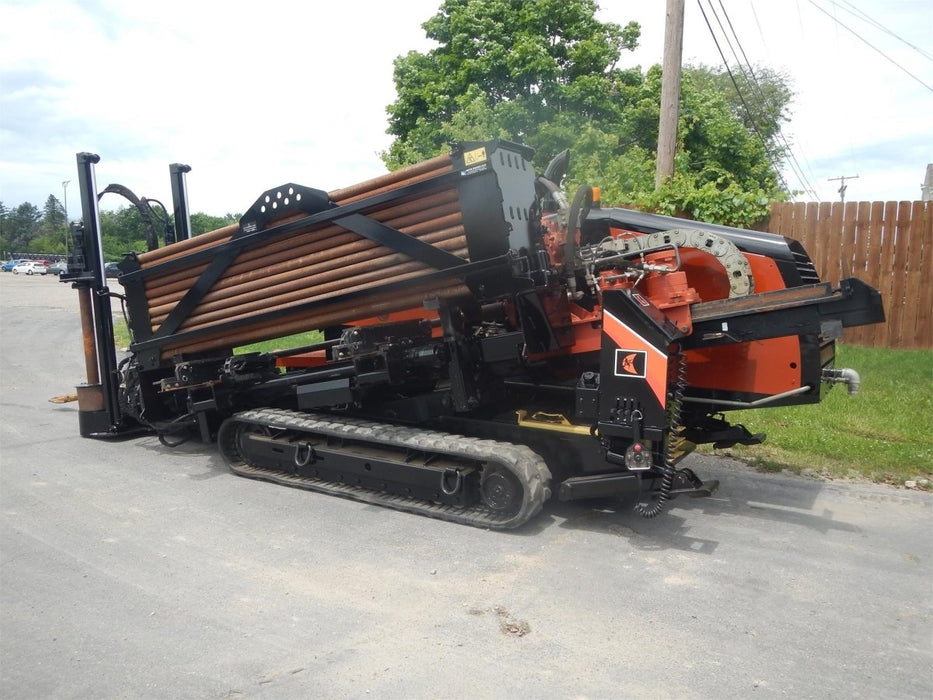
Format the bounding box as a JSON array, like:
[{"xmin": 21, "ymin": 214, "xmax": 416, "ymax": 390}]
[
  {"xmin": 76, "ymin": 153, "xmax": 106, "ymax": 285},
  {"xmin": 656, "ymin": 0, "xmax": 685, "ymax": 189},
  {"xmin": 62, "ymin": 179, "xmax": 70, "ymax": 254},
  {"xmin": 74, "ymin": 152, "xmax": 122, "ymax": 434},
  {"xmin": 169, "ymin": 163, "xmax": 192, "ymax": 242}
]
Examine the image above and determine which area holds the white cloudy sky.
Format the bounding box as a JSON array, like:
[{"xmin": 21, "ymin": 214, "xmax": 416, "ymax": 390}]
[{"xmin": 1, "ymin": 0, "xmax": 930, "ymax": 219}]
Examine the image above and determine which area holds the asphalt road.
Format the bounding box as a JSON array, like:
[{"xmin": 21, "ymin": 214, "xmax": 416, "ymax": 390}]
[{"xmin": 1, "ymin": 272, "xmax": 931, "ymax": 699}]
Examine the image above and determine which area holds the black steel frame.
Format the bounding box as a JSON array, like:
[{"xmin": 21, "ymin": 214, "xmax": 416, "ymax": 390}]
[{"xmin": 73, "ymin": 152, "xmax": 122, "ymax": 432}]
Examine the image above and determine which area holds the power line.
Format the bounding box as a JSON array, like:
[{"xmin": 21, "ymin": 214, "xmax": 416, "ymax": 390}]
[
  {"xmin": 748, "ymin": 1, "xmax": 825, "ymax": 195},
  {"xmin": 711, "ymin": 1, "xmax": 818, "ymax": 196},
  {"xmin": 807, "ymin": 0, "xmax": 933, "ymax": 92},
  {"xmin": 713, "ymin": 0, "xmax": 819, "ymax": 198},
  {"xmin": 833, "ymin": 0, "xmax": 933, "ymax": 62},
  {"xmin": 695, "ymin": 1, "xmax": 789, "ymax": 192},
  {"xmin": 748, "ymin": 2, "xmax": 769, "ymax": 59},
  {"xmin": 697, "ymin": 0, "xmax": 818, "ymax": 198}
]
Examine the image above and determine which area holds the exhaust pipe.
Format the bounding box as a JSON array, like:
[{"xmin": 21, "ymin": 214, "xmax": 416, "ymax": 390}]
[{"xmin": 821, "ymin": 367, "xmax": 861, "ymax": 395}]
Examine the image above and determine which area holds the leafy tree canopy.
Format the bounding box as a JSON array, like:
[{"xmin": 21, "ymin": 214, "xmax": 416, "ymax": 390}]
[
  {"xmin": 1, "ymin": 202, "xmax": 42, "ymax": 254},
  {"xmin": 99, "ymin": 208, "xmax": 237, "ymax": 259},
  {"xmin": 383, "ymin": 0, "xmax": 793, "ymax": 226},
  {"xmin": 30, "ymin": 195, "xmax": 68, "ymax": 253},
  {"xmin": 190, "ymin": 212, "xmax": 238, "ymax": 236},
  {"xmin": 1, "ymin": 196, "xmax": 238, "ymax": 261}
]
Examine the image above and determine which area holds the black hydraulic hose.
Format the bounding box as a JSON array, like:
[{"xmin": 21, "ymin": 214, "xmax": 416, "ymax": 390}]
[
  {"xmin": 535, "ymin": 176, "xmax": 569, "ymax": 220},
  {"xmin": 143, "ymin": 198, "xmax": 171, "ymax": 226},
  {"xmin": 565, "ymin": 185, "xmax": 593, "ymax": 276},
  {"xmin": 635, "ymin": 349, "xmax": 687, "ymax": 518},
  {"xmin": 143, "ymin": 198, "xmax": 181, "ymax": 246},
  {"xmin": 535, "ymin": 175, "xmax": 562, "ymax": 199},
  {"xmin": 98, "ymin": 183, "xmax": 159, "ymax": 251},
  {"xmin": 535, "ymin": 175, "xmax": 567, "ymax": 204},
  {"xmin": 543, "ymin": 149, "xmax": 570, "ymax": 184}
]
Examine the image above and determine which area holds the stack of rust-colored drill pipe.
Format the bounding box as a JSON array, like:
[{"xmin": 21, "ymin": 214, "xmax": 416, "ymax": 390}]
[{"xmin": 132, "ymin": 153, "xmax": 472, "ymax": 357}]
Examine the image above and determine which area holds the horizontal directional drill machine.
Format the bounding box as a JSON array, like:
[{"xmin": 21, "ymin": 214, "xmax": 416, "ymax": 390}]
[{"xmin": 63, "ymin": 141, "xmax": 884, "ymax": 526}]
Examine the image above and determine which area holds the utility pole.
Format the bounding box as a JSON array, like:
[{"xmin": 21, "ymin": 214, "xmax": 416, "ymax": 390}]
[
  {"xmin": 828, "ymin": 174, "xmax": 858, "ymax": 204},
  {"xmin": 656, "ymin": 0, "xmax": 685, "ymax": 189}
]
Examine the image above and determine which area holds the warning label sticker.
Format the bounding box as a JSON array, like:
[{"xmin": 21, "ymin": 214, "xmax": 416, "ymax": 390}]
[{"xmin": 463, "ymin": 146, "xmax": 487, "ymax": 166}]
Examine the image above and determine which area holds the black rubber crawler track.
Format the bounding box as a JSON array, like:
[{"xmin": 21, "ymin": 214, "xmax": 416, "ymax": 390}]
[{"xmin": 218, "ymin": 408, "xmax": 552, "ymax": 529}]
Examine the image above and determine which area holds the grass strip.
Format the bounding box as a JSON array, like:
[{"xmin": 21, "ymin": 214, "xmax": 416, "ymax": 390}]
[{"xmin": 708, "ymin": 344, "xmax": 932, "ymax": 486}]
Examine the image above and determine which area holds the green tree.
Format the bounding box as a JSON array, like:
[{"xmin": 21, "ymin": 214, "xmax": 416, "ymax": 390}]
[
  {"xmin": 688, "ymin": 63, "xmax": 793, "ymax": 150},
  {"xmin": 190, "ymin": 212, "xmax": 238, "ymax": 236},
  {"xmin": 30, "ymin": 195, "xmax": 68, "ymax": 254},
  {"xmin": 4, "ymin": 202, "xmax": 41, "ymax": 252},
  {"xmin": 568, "ymin": 64, "xmax": 788, "ymax": 225},
  {"xmin": 39, "ymin": 194, "xmax": 65, "ymax": 233},
  {"xmin": 0, "ymin": 197, "xmax": 240, "ymax": 260},
  {"xmin": 0, "ymin": 201, "xmax": 8, "ymax": 255},
  {"xmin": 384, "ymin": 0, "xmax": 793, "ymax": 227},
  {"xmin": 100, "ymin": 207, "xmax": 149, "ymax": 258},
  {"xmin": 96, "ymin": 208, "xmax": 237, "ymax": 259},
  {"xmin": 385, "ymin": 0, "xmax": 639, "ymax": 170}
]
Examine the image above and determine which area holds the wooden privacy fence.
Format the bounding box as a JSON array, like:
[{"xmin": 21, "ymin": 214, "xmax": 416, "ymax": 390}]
[{"xmin": 767, "ymin": 200, "xmax": 932, "ymax": 349}]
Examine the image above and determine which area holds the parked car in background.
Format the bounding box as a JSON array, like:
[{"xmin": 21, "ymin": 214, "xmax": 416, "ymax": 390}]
[
  {"xmin": 2, "ymin": 259, "xmax": 26, "ymax": 272},
  {"xmin": 104, "ymin": 262, "xmax": 121, "ymax": 278},
  {"xmin": 46, "ymin": 261, "xmax": 68, "ymax": 276},
  {"xmin": 12, "ymin": 261, "xmax": 48, "ymax": 275}
]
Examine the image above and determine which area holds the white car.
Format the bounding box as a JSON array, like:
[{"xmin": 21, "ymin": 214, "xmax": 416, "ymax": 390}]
[{"xmin": 11, "ymin": 261, "xmax": 48, "ymax": 275}]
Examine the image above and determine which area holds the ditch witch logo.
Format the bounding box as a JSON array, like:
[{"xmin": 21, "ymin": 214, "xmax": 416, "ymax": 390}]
[{"xmin": 614, "ymin": 349, "xmax": 648, "ymax": 378}]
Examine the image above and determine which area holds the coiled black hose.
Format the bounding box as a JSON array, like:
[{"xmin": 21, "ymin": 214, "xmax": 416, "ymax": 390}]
[{"xmin": 635, "ymin": 348, "xmax": 687, "ymax": 518}]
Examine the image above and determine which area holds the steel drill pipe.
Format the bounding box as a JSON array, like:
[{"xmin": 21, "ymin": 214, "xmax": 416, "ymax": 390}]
[
  {"xmin": 139, "ymin": 210, "xmax": 306, "ymax": 278},
  {"xmin": 148, "ymin": 230, "xmax": 467, "ymax": 327},
  {"xmin": 142, "ymin": 194, "xmax": 461, "ymax": 300},
  {"xmin": 326, "ymin": 153, "xmax": 453, "ymax": 204},
  {"xmin": 173, "ymin": 247, "xmax": 469, "ymax": 334},
  {"xmin": 140, "ymin": 190, "xmax": 460, "ymax": 295},
  {"xmin": 144, "ymin": 214, "xmax": 465, "ymax": 313},
  {"xmin": 152, "ymin": 232, "xmax": 465, "ymax": 330},
  {"xmin": 159, "ymin": 281, "xmax": 469, "ymax": 358},
  {"xmin": 137, "ymin": 155, "xmax": 453, "ymax": 268},
  {"xmin": 142, "ymin": 199, "xmax": 463, "ymax": 303},
  {"xmin": 324, "ymin": 166, "xmax": 456, "ymax": 209},
  {"xmin": 170, "ymin": 238, "xmax": 468, "ymax": 327},
  {"xmin": 149, "ymin": 232, "xmax": 467, "ymax": 331},
  {"xmin": 133, "ymin": 153, "xmax": 469, "ymax": 357},
  {"xmin": 137, "ymin": 223, "xmax": 238, "ymax": 267}
]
